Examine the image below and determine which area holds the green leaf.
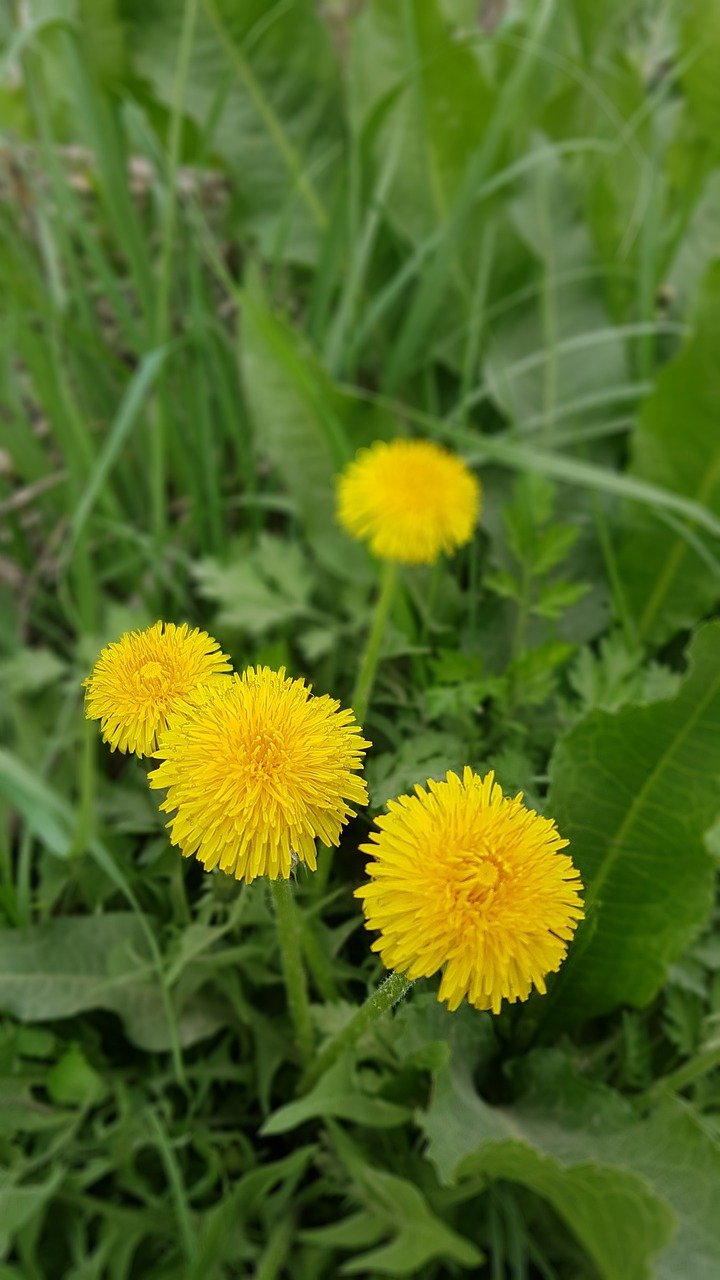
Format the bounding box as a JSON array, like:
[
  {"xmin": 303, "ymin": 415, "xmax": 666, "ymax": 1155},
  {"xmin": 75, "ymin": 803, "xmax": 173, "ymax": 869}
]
[
  {"xmin": 328, "ymin": 1125, "xmax": 482, "ymax": 1275},
  {"xmin": 340, "ymin": 1167, "xmax": 482, "ymax": 1275},
  {"xmin": 484, "ymin": 150, "xmax": 627, "ymax": 429},
  {"xmin": 669, "ymin": 170, "xmax": 720, "ymax": 314},
  {"xmin": 0, "ymin": 748, "xmax": 75, "ymax": 858},
  {"xmin": 508, "ymin": 641, "xmax": 575, "ymax": 706},
  {"xmin": 127, "ymin": 0, "xmax": 341, "ymax": 260},
  {"xmin": 241, "ymin": 287, "xmax": 382, "ymax": 579},
  {"xmin": 193, "ymin": 534, "xmax": 313, "ymax": 636},
  {"xmin": 532, "ymin": 579, "xmax": 589, "ymax": 619},
  {"xmin": 0, "ymin": 1170, "xmax": 64, "ymax": 1261},
  {"xmin": 424, "ymin": 681, "xmax": 490, "ymax": 722},
  {"xmin": 568, "ymin": 633, "xmax": 682, "ymax": 715},
  {"xmin": 680, "ymin": 0, "xmax": 720, "ymax": 144},
  {"xmin": 0, "ymin": 914, "xmax": 225, "ymax": 1052},
  {"xmin": 421, "ymin": 1047, "xmax": 720, "ymax": 1280},
  {"xmin": 0, "ymin": 648, "xmax": 66, "ymax": 696},
  {"xmin": 546, "ymin": 622, "xmax": 720, "ymax": 1025},
  {"xmin": 348, "ymin": 0, "xmax": 494, "ymax": 244},
  {"xmin": 484, "ymin": 569, "xmax": 523, "ymax": 601},
  {"xmin": 366, "ymin": 731, "xmax": 469, "ymax": 812},
  {"xmin": 531, "ymin": 522, "xmax": 581, "ymax": 574},
  {"xmin": 47, "ymin": 1043, "xmax": 107, "ymax": 1107},
  {"xmin": 261, "ymin": 1058, "xmax": 412, "ymax": 1135},
  {"xmin": 619, "ymin": 265, "xmax": 720, "ymax": 641}
]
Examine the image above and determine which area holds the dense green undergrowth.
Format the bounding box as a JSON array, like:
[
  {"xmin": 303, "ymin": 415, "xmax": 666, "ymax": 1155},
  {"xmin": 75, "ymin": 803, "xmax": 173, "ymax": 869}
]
[{"xmin": 2, "ymin": 1, "xmax": 720, "ymax": 1276}]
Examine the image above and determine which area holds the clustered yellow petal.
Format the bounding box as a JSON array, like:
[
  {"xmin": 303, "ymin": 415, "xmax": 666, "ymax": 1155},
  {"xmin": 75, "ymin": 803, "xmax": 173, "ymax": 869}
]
[
  {"xmin": 356, "ymin": 767, "xmax": 583, "ymax": 1013},
  {"xmin": 83, "ymin": 621, "xmax": 231, "ymax": 757},
  {"xmin": 336, "ymin": 438, "xmax": 481, "ymax": 565},
  {"xmin": 148, "ymin": 666, "xmax": 370, "ymax": 884}
]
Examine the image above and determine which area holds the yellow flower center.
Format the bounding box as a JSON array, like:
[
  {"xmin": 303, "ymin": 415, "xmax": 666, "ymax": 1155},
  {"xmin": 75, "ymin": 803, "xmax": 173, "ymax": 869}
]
[
  {"xmin": 137, "ymin": 660, "xmax": 167, "ymax": 689},
  {"xmin": 244, "ymin": 727, "xmax": 286, "ymax": 778}
]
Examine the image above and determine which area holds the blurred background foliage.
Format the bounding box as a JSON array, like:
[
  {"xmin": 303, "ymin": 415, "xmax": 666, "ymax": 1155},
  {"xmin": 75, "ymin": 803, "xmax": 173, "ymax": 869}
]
[{"xmin": 2, "ymin": 0, "xmax": 720, "ymax": 1276}]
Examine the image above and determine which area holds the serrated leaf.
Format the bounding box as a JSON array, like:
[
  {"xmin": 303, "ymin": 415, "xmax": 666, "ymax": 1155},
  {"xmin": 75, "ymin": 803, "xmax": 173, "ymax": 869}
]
[
  {"xmin": 508, "ymin": 641, "xmax": 575, "ymax": 705},
  {"xmin": 532, "ymin": 578, "xmax": 589, "ymax": 619},
  {"xmin": 261, "ymin": 1058, "xmax": 412, "ymax": 1135},
  {"xmin": 484, "ymin": 569, "xmax": 522, "ymax": 601},
  {"xmin": 192, "ymin": 535, "xmax": 313, "ymax": 635},
  {"xmin": 546, "ymin": 622, "xmax": 720, "ymax": 1025},
  {"xmin": 568, "ymin": 633, "xmax": 681, "ymax": 715},
  {"xmin": 366, "ymin": 731, "xmax": 469, "ymax": 811},
  {"xmin": 663, "ymin": 987, "xmax": 703, "ymax": 1057},
  {"xmin": 424, "ymin": 681, "xmax": 490, "ymax": 721},
  {"xmin": 531, "ymin": 521, "xmax": 581, "ymax": 574}
]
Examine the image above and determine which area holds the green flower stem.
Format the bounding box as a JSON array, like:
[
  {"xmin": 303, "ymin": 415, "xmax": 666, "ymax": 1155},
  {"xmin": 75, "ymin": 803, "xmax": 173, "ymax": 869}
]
[
  {"xmin": 352, "ymin": 559, "xmax": 398, "ymax": 725},
  {"xmin": 271, "ymin": 877, "xmax": 314, "ymax": 1066},
  {"xmin": 299, "ymin": 971, "xmax": 412, "ymax": 1094}
]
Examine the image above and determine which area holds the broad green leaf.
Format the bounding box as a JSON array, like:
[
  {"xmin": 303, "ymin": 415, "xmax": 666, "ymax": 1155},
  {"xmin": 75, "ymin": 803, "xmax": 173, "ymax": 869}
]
[
  {"xmin": 348, "ymin": 0, "xmax": 494, "ymax": 246},
  {"xmin": 669, "ymin": 170, "xmax": 720, "ymax": 313},
  {"xmin": 261, "ymin": 1058, "xmax": 412, "ymax": 1135},
  {"xmin": 538, "ymin": 43, "xmax": 650, "ymax": 314},
  {"xmin": 619, "ymin": 265, "xmax": 720, "ymax": 641},
  {"xmin": 570, "ymin": 0, "xmax": 627, "ymax": 58},
  {"xmin": 546, "ymin": 621, "xmax": 720, "ymax": 1025},
  {"xmin": 126, "ymin": 0, "xmax": 341, "ymax": 260},
  {"xmin": 0, "ymin": 748, "xmax": 75, "ymax": 858},
  {"xmin": 0, "ymin": 648, "xmax": 66, "ymax": 696},
  {"xmin": 680, "ymin": 0, "xmax": 720, "ymax": 145},
  {"xmin": 240, "ymin": 288, "xmax": 389, "ymax": 578},
  {"xmin": 0, "ymin": 914, "xmax": 224, "ymax": 1051},
  {"xmin": 484, "ymin": 150, "xmax": 627, "ymax": 429},
  {"xmin": 421, "ymin": 1047, "xmax": 720, "ymax": 1280}
]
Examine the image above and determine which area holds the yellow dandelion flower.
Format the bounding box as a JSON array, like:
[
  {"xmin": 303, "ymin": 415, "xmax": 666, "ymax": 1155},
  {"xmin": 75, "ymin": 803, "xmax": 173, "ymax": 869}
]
[
  {"xmin": 336, "ymin": 438, "xmax": 481, "ymax": 565},
  {"xmin": 148, "ymin": 666, "xmax": 370, "ymax": 884},
  {"xmin": 84, "ymin": 621, "xmax": 231, "ymax": 757},
  {"xmin": 356, "ymin": 767, "xmax": 583, "ymax": 1014}
]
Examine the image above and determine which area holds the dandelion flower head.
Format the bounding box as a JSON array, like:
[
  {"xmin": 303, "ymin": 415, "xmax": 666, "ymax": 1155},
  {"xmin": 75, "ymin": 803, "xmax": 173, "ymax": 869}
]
[
  {"xmin": 84, "ymin": 621, "xmax": 231, "ymax": 757},
  {"xmin": 336, "ymin": 438, "xmax": 481, "ymax": 565},
  {"xmin": 356, "ymin": 767, "xmax": 583, "ymax": 1013},
  {"xmin": 148, "ymin": 666, "xmax": 370, "ymax": 884}
]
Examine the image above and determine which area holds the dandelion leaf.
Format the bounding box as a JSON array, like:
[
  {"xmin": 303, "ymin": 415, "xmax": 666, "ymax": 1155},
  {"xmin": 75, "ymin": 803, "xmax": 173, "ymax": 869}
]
[
  {"xmin": 547, "ymin": 621, "xmax": 720, "ymax": 1024},
  {"xmin": 422, "ymin": 1047, "xmax": 720, "ymax": 1280}
]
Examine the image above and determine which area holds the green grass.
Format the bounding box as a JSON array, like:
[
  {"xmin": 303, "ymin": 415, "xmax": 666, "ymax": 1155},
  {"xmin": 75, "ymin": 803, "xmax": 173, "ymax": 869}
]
[{"xmin": 2, "ymin": 1, "xmax": 720, "ymax": 1276}]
